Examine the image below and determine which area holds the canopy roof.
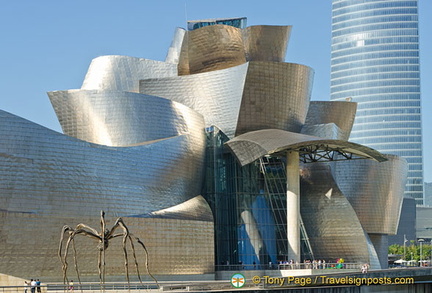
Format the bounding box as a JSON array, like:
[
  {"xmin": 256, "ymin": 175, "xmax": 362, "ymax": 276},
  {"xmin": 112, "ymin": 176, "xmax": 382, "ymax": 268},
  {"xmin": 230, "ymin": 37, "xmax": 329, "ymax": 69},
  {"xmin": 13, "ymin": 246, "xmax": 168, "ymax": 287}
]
[{"xmin": 225, "ymin": 129, "xmax": 387, "ymax": 166}]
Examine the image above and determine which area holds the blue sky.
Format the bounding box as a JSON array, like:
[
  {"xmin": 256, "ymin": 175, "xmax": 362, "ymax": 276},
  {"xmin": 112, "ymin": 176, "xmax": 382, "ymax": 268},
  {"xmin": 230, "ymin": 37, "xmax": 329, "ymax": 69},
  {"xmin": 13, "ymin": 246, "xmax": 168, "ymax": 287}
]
[{"xmin": 0, "ymin": 0, "xmax": 431, "ymax": 181}]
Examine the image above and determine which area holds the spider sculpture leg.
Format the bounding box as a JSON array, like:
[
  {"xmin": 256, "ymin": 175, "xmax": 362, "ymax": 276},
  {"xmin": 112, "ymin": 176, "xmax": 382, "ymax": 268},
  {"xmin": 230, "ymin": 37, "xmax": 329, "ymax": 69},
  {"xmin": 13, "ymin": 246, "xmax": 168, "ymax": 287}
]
[
  {"xmin": 59, "ymin": 224, "xmax": 101, "ymax": 287},
  {"xmin": 59, "ymin": 226, "xmax": 88, "ymax": 286},
  {"xmin": 134, "ymin": 235, "xmax": 159, "ymax": 287},
  {"xmin": 99, "ymin": 211, "xmax": 106, "ymax": 285},
  {"xmin": 127, "ymin": 235, "xmax": 143, "ymax": 284},
  {"xmin": 58, "ymin": 225, "xmax": 74, "ymax": 284},
  {"xmin": 107, "ymin": 218, "xmax": 159, "ymax": 288},
  {"xmin": 106, "ymin": 218, "xmax": 131, "ymax": 284}
]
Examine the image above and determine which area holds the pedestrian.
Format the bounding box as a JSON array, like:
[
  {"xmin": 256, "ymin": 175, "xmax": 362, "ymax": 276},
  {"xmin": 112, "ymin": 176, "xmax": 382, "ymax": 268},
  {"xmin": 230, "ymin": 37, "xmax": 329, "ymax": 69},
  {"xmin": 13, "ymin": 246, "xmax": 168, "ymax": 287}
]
[
  {"xmin": 24, "ymin": 280, "xmax": 29, "ymax": 293},
  {"xmin": 30, "ymin": 279, "xmax": 36, "ymax": 293},
  {"xmin": 68, "ymin": 280, "xmax": 74, "ymax": 292},
  {"xmin": 361, "ymin": 263, "xmax": 369, "ymax": 273},
  {"xmin": 36, "ymin": 279, "xmax": 41, "ymax": 293}
]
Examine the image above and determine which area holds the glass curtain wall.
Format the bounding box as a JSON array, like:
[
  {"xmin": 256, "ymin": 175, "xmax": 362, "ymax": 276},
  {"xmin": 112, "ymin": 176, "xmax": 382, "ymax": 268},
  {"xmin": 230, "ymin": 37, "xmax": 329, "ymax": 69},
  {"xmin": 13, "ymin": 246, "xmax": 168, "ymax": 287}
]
[
  {"xmin": 330, "ymin": 0, "xmax": 424, "ymax": 204},
  {"xmin": 204, "ymin": 127, "xmax": 313, "ymax": 270}
]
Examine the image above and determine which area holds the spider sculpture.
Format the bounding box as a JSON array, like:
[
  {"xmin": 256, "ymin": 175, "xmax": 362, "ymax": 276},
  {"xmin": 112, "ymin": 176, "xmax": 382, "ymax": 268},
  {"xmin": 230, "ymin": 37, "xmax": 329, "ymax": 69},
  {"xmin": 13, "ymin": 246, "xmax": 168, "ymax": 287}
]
[{"xmin": 58, "ymin": 211, "xmax": 158, "ymax": 288}]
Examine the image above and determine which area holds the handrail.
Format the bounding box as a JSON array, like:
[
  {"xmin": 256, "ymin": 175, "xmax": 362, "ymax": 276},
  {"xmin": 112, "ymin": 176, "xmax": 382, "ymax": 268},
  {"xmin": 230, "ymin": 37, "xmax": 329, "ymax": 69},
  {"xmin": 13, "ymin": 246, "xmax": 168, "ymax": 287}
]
[
  {"xmin": 0, "ymin": 283, "xmax": 158, "ymax": 293},
  {"xmin": 215, "ymin": 262, "xmax": 364, "ymax": 271}
]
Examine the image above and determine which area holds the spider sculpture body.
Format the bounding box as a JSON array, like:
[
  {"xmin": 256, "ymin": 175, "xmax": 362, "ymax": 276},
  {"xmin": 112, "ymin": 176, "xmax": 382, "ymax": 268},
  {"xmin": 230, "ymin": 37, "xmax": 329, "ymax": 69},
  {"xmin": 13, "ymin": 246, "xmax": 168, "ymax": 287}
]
[{"xmin": 58, "ymin": 211, "xmax": 158, "ymax": 288}]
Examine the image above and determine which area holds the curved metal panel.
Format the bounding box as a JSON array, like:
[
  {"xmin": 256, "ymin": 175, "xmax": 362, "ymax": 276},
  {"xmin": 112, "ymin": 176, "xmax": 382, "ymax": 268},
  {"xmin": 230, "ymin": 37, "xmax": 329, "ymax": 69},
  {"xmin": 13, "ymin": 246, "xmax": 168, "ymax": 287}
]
[
  {"xmin": 332, "ymin": 154, "xmax": 407, "ymax": 234},
  {"xmin": 165, "ymin": 27, "xmax": 186, "ymax": 64},
  {"xmin": 144, "ymin": 195, "xmax": 213, "ymax": 222},
  {"xmin": 122, "ymin": 216, "xmax": 214, "ymax": 275},
  {"xmin": 236, "ymin": 62, "xmax": 314, "ymax": 135},
  {"xmin": 302, "ymin": 101, "xmax": 357, "ymax": 140},
  {"xmin": 81, "ymin": 55, "xmax": 177, "ymax": 92},
  {"xmin": 0, "ymin": 109, "xmax": 208, "ymax": 279},
  {"xmin": 0, "ymin": 214, "xmax": 215, "ymax": 279},
  {"xmin": 178, "ymin": 24, "xmax": 246, "ymax": 75},
  {"xmin": 0, "ymin": 110, "xmax": 204, "ymax": 217},
  {"xmin": 177, "ymin": 29, "xmax": 190, "ymax": 75},
  {"xmin": 301, "ymin": 123, "xmax": 344, "ymax": 140},
  {"xmin": 243, "ymin": 25, "xmax": 291, "ymax": 62},
  {"xmin": 226, "ymin": 129, "xmax": 387, "ymax": 167},
  {"xmin": 300, "ymin": 164, "xmax": 380, "ymax": 267},
  {"xmin": 48, "ymin": 90, "xmax": 205, "ymax": 147},
  {"xmin": 140, "ymin": 63, "xmax": 249, "ymax": 138}
]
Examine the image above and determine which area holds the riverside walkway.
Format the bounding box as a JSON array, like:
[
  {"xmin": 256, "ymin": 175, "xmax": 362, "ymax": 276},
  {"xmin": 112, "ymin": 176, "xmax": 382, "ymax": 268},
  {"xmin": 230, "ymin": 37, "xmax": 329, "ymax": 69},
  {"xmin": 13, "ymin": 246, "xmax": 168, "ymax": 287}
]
[{"xmin": 1, "ymin": 267, "xmax": 431, "ymax": 293}]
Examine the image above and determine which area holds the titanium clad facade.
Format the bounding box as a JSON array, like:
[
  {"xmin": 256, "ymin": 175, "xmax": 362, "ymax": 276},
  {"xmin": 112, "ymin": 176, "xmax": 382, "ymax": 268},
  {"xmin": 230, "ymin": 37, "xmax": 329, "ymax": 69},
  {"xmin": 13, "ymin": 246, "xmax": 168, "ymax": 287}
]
[
  {"xmin": 179, "ymin": 25, "xmax": 246, "ymax": 75},
  {"xmin": 236, "ymin": 62, "xmax": 313, "ymax": 136},
  {"xmin": 0, "ymin": 16, "xmax": 408, "ymax": 280},
  {"xmin": 48, "ymin": 90, "xmax": 205, "ymax": 147},
  {"xmin": 330, "ymin": 0, "xmax": 424, "ymax": 204},
  {"xmin": 0, "ymin": 110, "xmax": 204, "ymax": 217},
  {"xmin": 140, "ymin": 63, "xmax": 249, "ymax": 139},
  {"xmin": 301, "ymin": 123, "xmax": 343, "ymax": 140},
  {"xmin": 140, "ymin": 61, "xmax": 314, "ymax": 139},
  {"xmin": 226, "ymin": 129, "xmax": 387, "ymax": 167},
  {"xmin": 81, "ymin": 55, "xmax": 177, "ymax": 92},
  {"xmin": 332, "ymin": 154, "xmax": 408, "ymax": 235},
  {"xmin": 302, "ymin": 101, "xmax": 357, "ymax": 140},
  {"xmin": 300, "ymin": 164, "xmax": 381, "ymax": 268},
  {"xmin": 178, "ymin": 24, "xmax": 293, "ymax": 76},
  {"xmin": 242, "ymin": 25, "xmax": 291, "ymax": 62},
  {"xmin": 0, "ymin": 110, "xmax": 211, "ymax": 279},
  {"xmin": 165, "ymin": 27, "xmax": 186, "ymax": 64}
]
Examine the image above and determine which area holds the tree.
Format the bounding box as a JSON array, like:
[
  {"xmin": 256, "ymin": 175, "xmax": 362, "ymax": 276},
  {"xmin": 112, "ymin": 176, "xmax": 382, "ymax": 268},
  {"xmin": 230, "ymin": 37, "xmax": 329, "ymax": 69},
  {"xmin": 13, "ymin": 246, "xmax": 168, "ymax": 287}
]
[{"xmin": 389, "ymin": 242, "xmax": 432, "ymax": 263}]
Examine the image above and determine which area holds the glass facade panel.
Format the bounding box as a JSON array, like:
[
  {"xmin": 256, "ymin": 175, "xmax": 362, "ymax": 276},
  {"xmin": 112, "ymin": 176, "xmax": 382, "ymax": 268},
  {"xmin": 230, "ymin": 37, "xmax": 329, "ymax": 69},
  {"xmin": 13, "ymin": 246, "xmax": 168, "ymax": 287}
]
[
  {"xmin": 331, "ymin": 0, "xmax": 424, "ymax": 204},
  {"xmin": 187, "ymin": 17, "xmax": 247, "ymax": 30},
  {"xmin": 204, "ymin": 127, "xmax": 313, "ymax": 269}
]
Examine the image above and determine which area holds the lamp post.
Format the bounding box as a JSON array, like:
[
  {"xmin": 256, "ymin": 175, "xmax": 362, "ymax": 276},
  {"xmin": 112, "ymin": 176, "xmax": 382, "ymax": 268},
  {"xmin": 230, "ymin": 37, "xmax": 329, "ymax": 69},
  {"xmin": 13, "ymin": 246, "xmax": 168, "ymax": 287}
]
[{"xmin": 419, "ymin": 239, "xmax": 424, "ymax": 267}]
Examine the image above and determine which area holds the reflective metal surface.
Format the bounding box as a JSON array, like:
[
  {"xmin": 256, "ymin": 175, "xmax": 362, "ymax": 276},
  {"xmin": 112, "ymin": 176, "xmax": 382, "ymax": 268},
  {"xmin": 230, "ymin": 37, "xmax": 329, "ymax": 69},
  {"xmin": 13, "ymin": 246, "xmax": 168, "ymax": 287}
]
[
  {"xmin": 301, "ymin": 123, "xmax": 343, "ymax": 140},
  {"xmin": 178, "ymin": 24, "xmax": 292, "ymax": 75},
  {"xmin": 179, "ymin": 24, "xmax": 246, "ymax": 75},
  {"xmin": 145, "ymin": 195, "xmax": 214, "ymax": 222},
  {"xmin": 331, "ymin": 0, "xmax": 423, "ymax": 204},
  {"xmin": 0, "ymin": 109, "xmax": 210, "ymax": 279},
  {"xmin": 140, "ymin": 63, "xmax": 249, "ymax": 139},
  {"xmin": 48, "ymin": 90, "xmax": 205, "ymax": 147},
  {"xmin": 226, "ymin": 129, "xmax": 387, "ymax": 167},
  {"xmin": 243, "ymin": 25, "xmax": 291, "ymax": 62},
  {"xmin": 331, "ymin": 154, "xmax": 407, "ymax": 235},
  {"xmin": 236, "ymin": 62, "xmax": 313, "ymax": 135},
  {"xmin": 0, "ymin": 15, "xmax": 408, "ymax": 280},
  {"xmin": 0, "ymin": 110, "xmax": 204, "ymax": 217},
  {"xmin": 165, "ymin": 27, "xmax": 186, "ymax": 64},
  {"xmin": 300, "ymin": 164, "xmax": 381, "ymax": 268},
  {"xmin": 81, "ymin": 55, "xmax": 177, "ymax": 92},
  {"xmin": 141, "ymin": 61, "xmax": 313, "ymax": 139},
  {"xmin": 302, "ymin": 101, "xmax": 357, "ymax": 140}
]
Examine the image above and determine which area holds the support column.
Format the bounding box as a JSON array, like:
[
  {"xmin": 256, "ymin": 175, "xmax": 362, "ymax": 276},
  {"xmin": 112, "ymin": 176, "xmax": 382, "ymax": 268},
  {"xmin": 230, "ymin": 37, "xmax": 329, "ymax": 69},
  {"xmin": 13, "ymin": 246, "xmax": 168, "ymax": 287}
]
[{"xmin": 286, "ymin": 151, "xmax": 300, "ymax": 263}]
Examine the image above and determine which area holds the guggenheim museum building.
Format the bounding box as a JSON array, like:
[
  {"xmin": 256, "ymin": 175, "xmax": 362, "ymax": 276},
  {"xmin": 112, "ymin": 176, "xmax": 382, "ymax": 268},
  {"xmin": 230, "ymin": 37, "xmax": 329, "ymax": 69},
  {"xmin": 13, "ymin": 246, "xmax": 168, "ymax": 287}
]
[{"xmin": 0, "ymin": 17, "xmax": 407, "ymax": 281}]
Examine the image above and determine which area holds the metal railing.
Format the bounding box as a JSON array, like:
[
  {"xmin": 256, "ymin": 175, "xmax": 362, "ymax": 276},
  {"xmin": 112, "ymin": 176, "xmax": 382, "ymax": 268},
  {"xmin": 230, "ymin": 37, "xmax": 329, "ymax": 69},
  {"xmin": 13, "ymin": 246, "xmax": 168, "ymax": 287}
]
[
  {"xmin": 215, "ymin": 262, "xmax": 363, "ymax": 271},
  {"xmin": 0, "ymin": 283, "xmax": 158, "ymax": 293}
]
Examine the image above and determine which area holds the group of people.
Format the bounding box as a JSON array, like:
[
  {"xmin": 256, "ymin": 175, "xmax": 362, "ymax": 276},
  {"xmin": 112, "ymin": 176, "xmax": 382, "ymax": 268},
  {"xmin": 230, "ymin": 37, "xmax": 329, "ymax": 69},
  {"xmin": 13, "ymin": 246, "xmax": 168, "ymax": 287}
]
[
  {"xmin": 24, "ymin": 279, "xmax": 41, "ymax": 293},
  {"xmin": 278, "ymin": 259, "xmax": 327, "ymax": 269}
]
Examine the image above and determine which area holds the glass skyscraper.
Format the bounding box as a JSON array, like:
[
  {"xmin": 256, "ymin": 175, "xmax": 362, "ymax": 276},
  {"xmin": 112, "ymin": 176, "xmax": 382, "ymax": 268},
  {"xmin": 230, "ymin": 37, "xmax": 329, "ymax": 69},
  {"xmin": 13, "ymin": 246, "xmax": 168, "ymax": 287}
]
[{"xmin": 330, "ymin": 0, "xmax": 424, "ymax": 204}]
